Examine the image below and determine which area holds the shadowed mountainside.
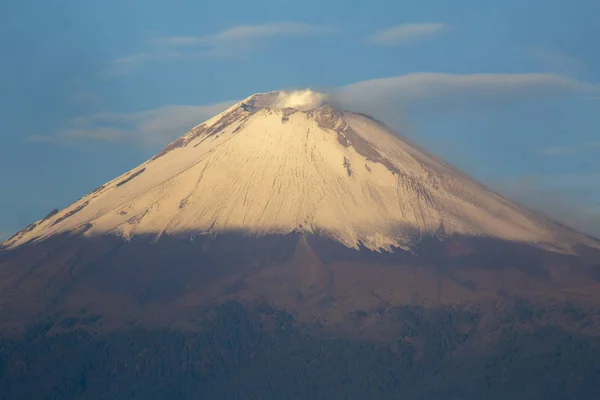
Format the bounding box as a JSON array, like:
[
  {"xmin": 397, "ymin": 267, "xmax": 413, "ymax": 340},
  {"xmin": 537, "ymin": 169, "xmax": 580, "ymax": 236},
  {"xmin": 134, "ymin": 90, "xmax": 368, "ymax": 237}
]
[
  {"xmin": 1, "ymin": 233, "xmax": 600, "ymax": 334},
  {"xmin": 1, "ymin": 228, "xmax": 600, "ymax": 399}
]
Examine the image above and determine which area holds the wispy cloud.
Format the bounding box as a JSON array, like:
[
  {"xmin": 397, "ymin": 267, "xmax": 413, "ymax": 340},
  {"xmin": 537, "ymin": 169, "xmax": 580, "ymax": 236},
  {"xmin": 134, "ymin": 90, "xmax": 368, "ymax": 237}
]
[
  {"xmin": 530, "ymin": 48, "xmax": 587, "ymax": 76},
  {"xmin": 27, "ymin": 101, "xmax": 237, "ymax": 147},
  {"xmin": 109, "ymin": 22, "xmax": 336, "ymax": 73},
  {"xmin": 331, "ymin": 72, "xmax": 599, "ymax": 118},
  {"xmin": 336, "ymin": 72, "xmax": 596, "ymax": 101},
  {"xmin": 157, "ymin": 22, "xmax": 336, "ymax": 47},
  {"xmin": 538, "ymin": 142, "xmax": 600, "ymax": 156},
  {"xmin": 369, "ymin": 23, "xmax": 449, "ymax": 46}
]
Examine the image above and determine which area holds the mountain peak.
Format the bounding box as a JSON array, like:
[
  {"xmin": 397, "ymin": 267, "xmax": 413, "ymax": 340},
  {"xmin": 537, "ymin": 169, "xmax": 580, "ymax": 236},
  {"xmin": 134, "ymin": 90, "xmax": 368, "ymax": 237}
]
[
  {"xmin": 3, "ymin": 92, "xmax": 599, "ymax": 253},
  {"xmin": 242, "ymin": 89, "xmax": 330, "ymax": 112}
]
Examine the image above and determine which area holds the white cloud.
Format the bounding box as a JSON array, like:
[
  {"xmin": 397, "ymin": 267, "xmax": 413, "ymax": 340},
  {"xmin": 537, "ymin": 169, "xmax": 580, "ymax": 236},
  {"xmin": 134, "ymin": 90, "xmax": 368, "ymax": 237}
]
[
  {"xmin": 158, "ymin": 22, "xmax": 336, "ymax": 47},
  {"xmin": 330, "ymin": 72, "xmax": 598, "ymax": 118},
  {"xmin": 28, "ymin": 101, "xmax": 237, "ymax": 146},
  {"xmin": 336, "ymin": 72, "xmax": 595, "ymax": 101},
  {"xmin": 110, "ymin": 22, "xmax": 336, "ymax": 70},
  {"xmin": 369, "ymin": 23, "xmax": 449, "ymax": 45},
  {"xmin": 273, "ymin": 90, "xmax": 328, "ymax": 110}
]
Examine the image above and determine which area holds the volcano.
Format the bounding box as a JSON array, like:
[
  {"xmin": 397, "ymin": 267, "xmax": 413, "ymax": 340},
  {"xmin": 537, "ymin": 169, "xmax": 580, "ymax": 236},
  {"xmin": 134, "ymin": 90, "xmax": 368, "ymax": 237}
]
[{"xmin": 1, "ymin": 91, "xmax": 600, "ymax": 399}]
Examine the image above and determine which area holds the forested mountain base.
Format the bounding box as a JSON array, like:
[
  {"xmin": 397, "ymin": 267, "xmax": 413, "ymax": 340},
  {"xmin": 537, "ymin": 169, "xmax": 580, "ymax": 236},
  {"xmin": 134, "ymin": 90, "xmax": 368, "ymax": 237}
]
[{"xmin": 2, "ymin": 301, "xmax": 600, "ymax": 400}]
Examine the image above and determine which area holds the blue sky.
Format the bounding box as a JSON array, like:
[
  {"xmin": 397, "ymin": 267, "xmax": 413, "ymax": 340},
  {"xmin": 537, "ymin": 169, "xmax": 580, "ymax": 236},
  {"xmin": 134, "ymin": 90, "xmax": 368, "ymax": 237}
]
[{"xmin": 1, "ymin": 0, "xmax": 599, "ymax": 239}]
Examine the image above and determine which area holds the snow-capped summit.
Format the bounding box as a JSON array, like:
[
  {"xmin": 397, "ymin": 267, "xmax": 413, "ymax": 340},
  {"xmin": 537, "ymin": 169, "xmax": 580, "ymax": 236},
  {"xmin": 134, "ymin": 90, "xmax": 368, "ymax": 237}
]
[{"xmin": 3, "ymin": 90, "xmax": 598, "ymax": 252}]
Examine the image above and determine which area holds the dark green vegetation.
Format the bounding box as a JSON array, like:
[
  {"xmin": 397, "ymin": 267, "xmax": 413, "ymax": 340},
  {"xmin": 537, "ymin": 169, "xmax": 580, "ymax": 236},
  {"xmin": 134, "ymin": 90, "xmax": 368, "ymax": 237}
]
[{"xmin": 2, "ymin": 301, "xmax": 600, "ymax": 400}]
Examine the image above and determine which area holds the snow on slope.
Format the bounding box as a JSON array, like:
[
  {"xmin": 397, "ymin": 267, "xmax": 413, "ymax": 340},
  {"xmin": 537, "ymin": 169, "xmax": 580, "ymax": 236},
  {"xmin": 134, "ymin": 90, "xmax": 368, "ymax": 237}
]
[{"xmin": 3, "ymin": 91, "xmax": 598, "ymax": 252}]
